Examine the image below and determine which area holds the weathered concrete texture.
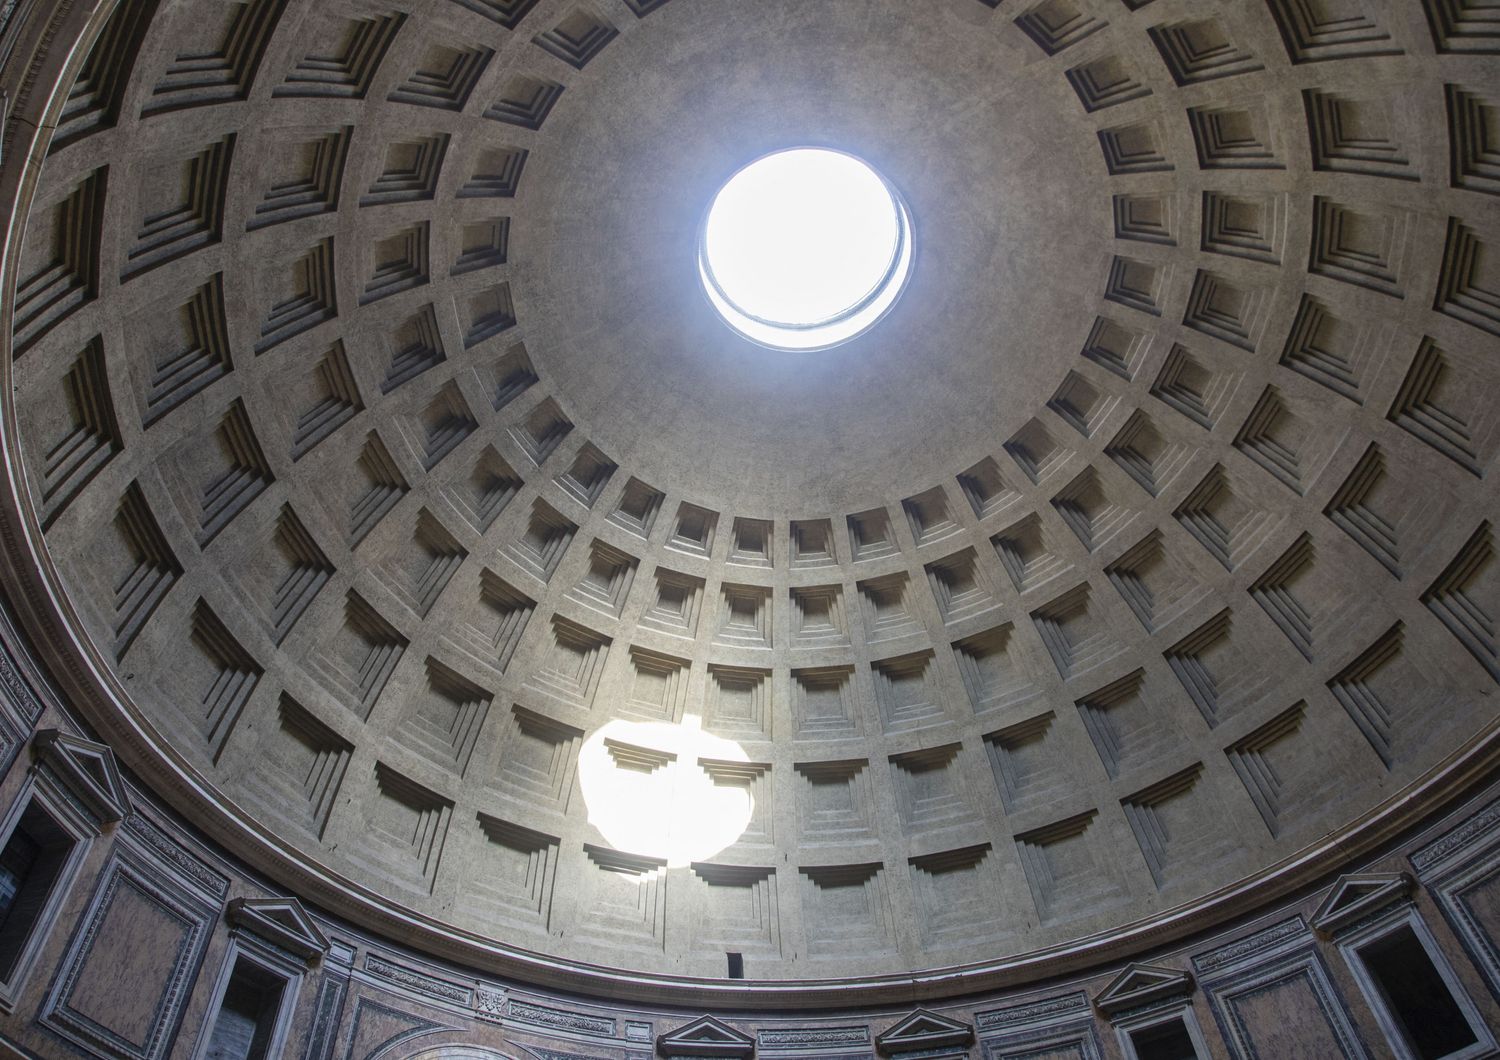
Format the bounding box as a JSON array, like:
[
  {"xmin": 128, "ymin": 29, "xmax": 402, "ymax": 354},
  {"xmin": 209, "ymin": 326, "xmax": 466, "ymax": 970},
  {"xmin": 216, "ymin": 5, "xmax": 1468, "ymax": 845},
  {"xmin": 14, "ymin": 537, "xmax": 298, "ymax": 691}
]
[{"xmin": 3, "ymin": 0, "xmax": 1500, "ymax": 988}]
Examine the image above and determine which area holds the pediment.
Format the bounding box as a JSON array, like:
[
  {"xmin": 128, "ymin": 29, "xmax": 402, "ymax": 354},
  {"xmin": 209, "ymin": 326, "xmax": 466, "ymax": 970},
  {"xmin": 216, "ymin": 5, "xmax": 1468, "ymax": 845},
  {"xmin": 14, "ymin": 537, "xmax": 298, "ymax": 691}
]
[
  {"xmin": 1312, "ymin": 872, "xmax": 1413, "ymax": 936},
  {"xmin": 32, "ymin": 729, "xmax": 130, "ymax": 828},
  {"xmin": 876, "ymin": 1010, "xmax": 974, "ymax": 1056},
  {"xmin": 1094, "ymin": 963, "xmax": 1194, "ymax": 1016},
  {"xmin": 658, "ymin": 1016, "xmax": 755, "ymax": 1058},
  {"xmin": 227, "ymin": 896, "xmax": 330, "ymax": 962}
]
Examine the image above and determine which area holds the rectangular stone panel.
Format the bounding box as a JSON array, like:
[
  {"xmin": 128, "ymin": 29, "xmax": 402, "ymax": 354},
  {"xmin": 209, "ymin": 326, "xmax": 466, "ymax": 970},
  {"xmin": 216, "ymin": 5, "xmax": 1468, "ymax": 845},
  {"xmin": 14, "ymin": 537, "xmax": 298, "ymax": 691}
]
[
  {"xmin": 41, "ymin": 853, "xmax": 216, "ymax": 1060},
  {"xmin": 1198, "ymin": 942, "xmax": 1365, "ymax": 1060}
]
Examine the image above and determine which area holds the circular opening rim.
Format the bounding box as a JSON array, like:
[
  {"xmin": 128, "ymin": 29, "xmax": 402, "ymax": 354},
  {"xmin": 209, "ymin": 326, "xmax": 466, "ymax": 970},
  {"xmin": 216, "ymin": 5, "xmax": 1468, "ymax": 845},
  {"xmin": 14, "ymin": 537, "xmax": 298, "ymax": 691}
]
[{"xmin": 697, "ymin": 146, "xmax": 915, "ymax": 352}]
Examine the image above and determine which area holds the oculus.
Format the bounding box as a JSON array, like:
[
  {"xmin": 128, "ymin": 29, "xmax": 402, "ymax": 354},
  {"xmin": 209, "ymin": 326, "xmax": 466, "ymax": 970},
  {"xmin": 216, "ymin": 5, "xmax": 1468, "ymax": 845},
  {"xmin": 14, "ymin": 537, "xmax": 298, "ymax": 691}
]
[{"xmin": 699, "ymin": 147, "xmax": 914, "ymax": 351}]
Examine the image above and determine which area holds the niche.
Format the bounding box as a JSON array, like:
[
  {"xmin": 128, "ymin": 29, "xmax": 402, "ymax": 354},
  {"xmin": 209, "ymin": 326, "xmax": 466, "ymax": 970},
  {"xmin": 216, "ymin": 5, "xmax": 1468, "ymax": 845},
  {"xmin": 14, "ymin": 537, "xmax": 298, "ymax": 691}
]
[
  {"xmin": 0, "ymin": 801, "xmax": 79, "ymax": 988},
  {"xmin": 193, "ymin": 896, "xmax": 328, "ymax": 1060},
  {"xmin": 1126, "ymin": 1017, "xmax": 1202, "ymax": 1060},
  {"xmin": 200, "ymin": 957, "xmax": 287, "ymax": 1060},
  {"xmin": 0, "ymin": 730, "xmax": 127, "ymax": 1010},
  {"xmin": 1346, "ymin": 919, "xmax": 1491, "ymax": 1060}
]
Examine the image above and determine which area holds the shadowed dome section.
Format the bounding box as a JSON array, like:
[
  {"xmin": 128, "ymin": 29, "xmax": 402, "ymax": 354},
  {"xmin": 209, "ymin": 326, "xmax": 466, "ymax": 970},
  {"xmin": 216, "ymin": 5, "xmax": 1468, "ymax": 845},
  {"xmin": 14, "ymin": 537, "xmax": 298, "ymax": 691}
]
[{"xmin": 699, "ymin": 147, "xmax": 913, "ymax": 350}]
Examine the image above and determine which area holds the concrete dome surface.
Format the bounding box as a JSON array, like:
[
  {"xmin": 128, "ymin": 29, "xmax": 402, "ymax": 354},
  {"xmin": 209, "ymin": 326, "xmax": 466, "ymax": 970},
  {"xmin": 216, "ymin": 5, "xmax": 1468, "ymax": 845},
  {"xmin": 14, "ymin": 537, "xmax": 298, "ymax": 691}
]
[{"xmin": 0, "ymin": 0, "xmax": 1496, "ymax": 1040}]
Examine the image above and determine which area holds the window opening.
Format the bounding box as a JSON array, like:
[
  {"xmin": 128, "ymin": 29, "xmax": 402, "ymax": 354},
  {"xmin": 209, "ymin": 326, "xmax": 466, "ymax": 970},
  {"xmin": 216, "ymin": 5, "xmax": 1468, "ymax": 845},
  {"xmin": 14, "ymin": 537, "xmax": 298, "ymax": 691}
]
[
  {"xmin": 0, "ymin": 802, "xmax": 75, "ymax": 983},
  {"xmin": 1129, "ymin": 1017, "xmax": 1201, "ymax": 1060},
  {"xmin": 1357, "ymin": 925, "xmax": 1478, "ymax": 1059},
  {"xmin": 203, "ymin": 956, "xmax": 288, "ymax": 1060}
]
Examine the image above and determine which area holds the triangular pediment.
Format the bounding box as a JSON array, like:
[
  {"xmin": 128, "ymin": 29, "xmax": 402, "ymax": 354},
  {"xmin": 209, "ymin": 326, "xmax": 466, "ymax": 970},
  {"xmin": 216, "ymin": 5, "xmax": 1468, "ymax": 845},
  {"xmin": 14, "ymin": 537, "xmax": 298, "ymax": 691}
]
[
  {"xmin": 658, "ymin": 1016, "xmax": 754, "ymax": 1058},
  {"xmin": 32, "ymin": 729, "xmax": 130, "ymax": 828},
  {"xmin": 227, "ymin": 896, "xmax": 330, "ymax": 963},
  {"xmin": 876, "ymin": 1010, "xmax": 974, "ymax": 1056},
  {"xmin": 1094, "ymin": 963, "xmax": 1194, "ymax": 1016},
  {"xmin": 1312, "ymin": 872, "xmax": 1413, "ymax": 936}
]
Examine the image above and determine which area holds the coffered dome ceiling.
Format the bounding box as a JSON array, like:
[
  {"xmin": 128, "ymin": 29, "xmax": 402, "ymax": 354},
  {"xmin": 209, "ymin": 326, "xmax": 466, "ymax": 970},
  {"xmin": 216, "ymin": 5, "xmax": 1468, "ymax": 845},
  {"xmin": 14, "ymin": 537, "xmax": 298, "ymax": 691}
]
[{"xmin": 4, "ymin": 0, "xmax": 1500, "ymax": 1000}]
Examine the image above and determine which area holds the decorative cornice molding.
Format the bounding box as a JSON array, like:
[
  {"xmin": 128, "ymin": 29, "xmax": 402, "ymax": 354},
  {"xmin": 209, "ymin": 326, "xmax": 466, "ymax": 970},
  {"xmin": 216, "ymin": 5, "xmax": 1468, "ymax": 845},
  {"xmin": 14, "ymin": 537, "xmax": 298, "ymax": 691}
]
[
  {"xmin": 226, "ymin": 896, "xmax": 330, "ymax": 963},
  {"xmin": 759, "ymin": 1028, "xmax": 869, "ymax": 1049},
  {"xmin": 1193, "ymin": 917, "xmax": 1308, "ymax": 977},
  {"xmin": 1412, "ymin": 795, "xmax": 1500, "ymax": 877},
  {"xmin": 976, "ymin": 992, "xmax": 1088, "ymax": 1033},
  {"xmin": 31, "ymin": 728, "xmax": 129, "ymax": 828},
  {"xmin": 365, "ymin": 953, "xmax": 473, "ymax": 1007},
  {"xmin": 1310, "ymin": 873, "xmax": 1414, "ymax": 937},
  {"xmin": 659, "ymin": 1016, "xmax": 756, "ymax": 1059},
  {"xmin": 508, "ymin": 999, "xmax": 616, "ymax": 1037},
  {"xmin": 876, "ymin": 1011, "xmax": 973, "ymax": 1056},
  {"xmin": 1092, "ymin": 963, "xmax": 1194, "ymax": 1017},
  {"xmin": 121, "ymin": 811, "xmax": 229, "ymax": 899}
]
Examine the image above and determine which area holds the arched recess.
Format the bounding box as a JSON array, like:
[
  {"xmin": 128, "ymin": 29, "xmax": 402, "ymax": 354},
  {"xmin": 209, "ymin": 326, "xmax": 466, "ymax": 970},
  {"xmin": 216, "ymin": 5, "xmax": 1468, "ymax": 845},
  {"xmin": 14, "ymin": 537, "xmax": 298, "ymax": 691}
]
[{"xmin": 397, "ymin": 1046, "xmax": 516, "ymax": 1060}]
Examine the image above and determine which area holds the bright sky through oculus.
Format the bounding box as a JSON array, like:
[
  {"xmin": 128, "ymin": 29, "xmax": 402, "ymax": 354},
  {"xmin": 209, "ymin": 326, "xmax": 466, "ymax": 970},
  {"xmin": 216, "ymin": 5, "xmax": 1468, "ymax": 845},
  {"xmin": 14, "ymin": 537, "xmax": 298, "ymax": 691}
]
[{"xmin": 700, "ymin": 148, "xmax": 913, "ymax": 350}]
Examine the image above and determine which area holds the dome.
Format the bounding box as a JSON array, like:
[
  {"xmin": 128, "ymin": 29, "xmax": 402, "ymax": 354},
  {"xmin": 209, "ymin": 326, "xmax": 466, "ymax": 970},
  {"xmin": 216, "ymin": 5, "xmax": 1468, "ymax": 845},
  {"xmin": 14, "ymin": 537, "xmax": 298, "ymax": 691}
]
[{"xmin": 1, "ymin": 0, "xmax": 1499, "ymax": 1011}]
